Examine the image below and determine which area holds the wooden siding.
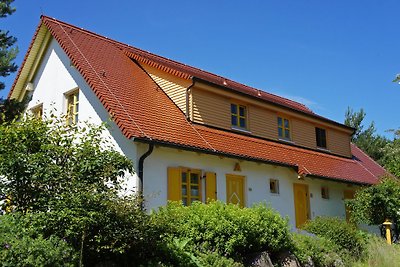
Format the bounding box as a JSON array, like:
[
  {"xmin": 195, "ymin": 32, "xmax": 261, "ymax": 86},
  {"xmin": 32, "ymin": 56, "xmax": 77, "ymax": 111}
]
[
  {"xmin": 140, "ymin": 63, "xmax": 191, "ymax": 114},
  {"xmin": 192, "ymin": 85, "xmax": 352, "ymax": 158},
  {"xmin": 291, "ymin": 119, "xmax": 317, "ymax": 148},
  {"xmin": 328, "ymin": 130, "xmax": 352, "ymax": 157},
  {"xmin": 249, "ymin": 105, "xmax": 277, "ymax": 138}
]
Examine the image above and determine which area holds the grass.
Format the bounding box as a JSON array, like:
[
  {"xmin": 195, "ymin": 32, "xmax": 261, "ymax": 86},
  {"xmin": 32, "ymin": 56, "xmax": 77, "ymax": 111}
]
[{"xmin": 352, "ymin": 236, "xmax": 400, "ymax": 267}]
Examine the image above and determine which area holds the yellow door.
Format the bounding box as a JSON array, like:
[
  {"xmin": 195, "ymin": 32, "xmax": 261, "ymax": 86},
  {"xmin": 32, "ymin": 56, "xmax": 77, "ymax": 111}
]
[
  {"xmin": 293, "ymin": 183, "xmax": 310, "ymax": 228},
  {"xmin": 226, "ymin": 174, "xmax": 245, "ymax": 207},
  {"xmin": 344, "ymin": 190, "xmax": 355, "ymax": 222}
]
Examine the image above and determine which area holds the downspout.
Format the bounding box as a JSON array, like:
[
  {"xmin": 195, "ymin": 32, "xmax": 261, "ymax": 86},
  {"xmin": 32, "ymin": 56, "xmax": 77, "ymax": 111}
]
[
  {"xmin": 138, "ymin": 143, "xmax": 154, "ymax": 208},
  {"xmin": 186, "ymin": 78, "xmax": 196, "ymax": 120}
]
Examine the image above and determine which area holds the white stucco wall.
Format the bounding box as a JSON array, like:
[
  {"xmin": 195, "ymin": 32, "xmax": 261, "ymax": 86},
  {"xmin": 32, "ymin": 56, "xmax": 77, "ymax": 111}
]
[
  {"xmin": 141, "ymin": 144, "xmax": 355, "ymax": 230},
  {"xmin": 26, "ymin": 37, "xmax": 140, "ymax": 192}
]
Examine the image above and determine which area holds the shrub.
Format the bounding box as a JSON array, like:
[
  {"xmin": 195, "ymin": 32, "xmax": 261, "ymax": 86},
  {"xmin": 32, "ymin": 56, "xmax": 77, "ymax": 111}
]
[
  {"xmin": 0, "ymin": 213, "xmax": 78, "ymax": 266},
  {"xmin": 152, "ymin": 201, "xmax": 291, "ymax": 262},
  {"xmin": 291, "ymin": 233, "xmax": 342, "ymax": 267},
  {"xmin": 302, "ymin": 216, "xmax": 367, "ymax": 258}
]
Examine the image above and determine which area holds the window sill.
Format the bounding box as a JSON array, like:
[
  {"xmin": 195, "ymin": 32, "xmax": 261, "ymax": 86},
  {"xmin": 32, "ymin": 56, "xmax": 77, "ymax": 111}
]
[
  {"xmin": 278, "ymin": 138, "xmax": 295, "ymax": 144},
  {"xmin": 231, "ymin": 126, "xmax": 252, "ymax": 134},
  {"xmin": 316, "ymin": 147, "xmax": 330, "ymax": 152}
]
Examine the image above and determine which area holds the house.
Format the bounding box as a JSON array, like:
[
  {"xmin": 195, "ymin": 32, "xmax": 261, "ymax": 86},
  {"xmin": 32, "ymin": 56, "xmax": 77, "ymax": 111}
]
[{"xmin": 9, "ymin": 16, "xmax": 387, "ymax": 229}]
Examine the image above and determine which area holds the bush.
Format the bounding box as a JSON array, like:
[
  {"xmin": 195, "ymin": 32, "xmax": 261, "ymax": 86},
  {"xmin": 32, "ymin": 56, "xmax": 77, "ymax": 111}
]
[
  {"xmin": 302, "ymin": 217, "xmax": 367, "ymax": 258},
  {"xmin": 0, "ymin": 213, "xmax": 78, "ymax": 266},
  {"xmin": 152, "ymin": 201, "xmax": 291, "ymax": 262},
  {"xmin": 291, "ymin": 233, "xmax": 342, "ymax": 267}
]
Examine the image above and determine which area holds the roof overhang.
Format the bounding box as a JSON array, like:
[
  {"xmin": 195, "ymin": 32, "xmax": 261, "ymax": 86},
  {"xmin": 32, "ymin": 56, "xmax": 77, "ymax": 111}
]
[{"xmin": 9, "ymin": 22, "xmax": 52, "ymax": 101}]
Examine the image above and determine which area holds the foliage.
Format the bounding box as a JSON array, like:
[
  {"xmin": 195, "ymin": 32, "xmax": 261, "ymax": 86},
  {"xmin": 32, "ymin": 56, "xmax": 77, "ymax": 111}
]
[
  {"xmin": 152, "ymin": 201, "xmax": 291, "ymax": 262},
  {"xmin": 291, "ymin": 233, "xmax": 342, "ymax": 267},
  {"xmin": 352, "ymin": 235, "xmax": 400, "ymax": 267},
  {"xmin": 0, "ymin": 115, "xmax": 133, "ymax": 213},
  {"xmin": 0, "ymin": 115, "xmax": 163, "ymax": 265},
  {"xmin": 0, "ymin": 0, "xmax": 18, "ymax": 90},
  {"xmin": 0, "ymin": 0, "xmax": 25, "ymax": 122},
  {"xmin": 0, "ymin": 213, "xmax": 78, "ymax": 266},
  {"xmin": 302, "ymin": 216, "xmax": 367, "ymax": 258},
  {"xmin": 381, "ymin": 130, "xmax": 400, "ymax": 177},
  {"xmin": 347, "ymin": 176, "xmax": 400, "ymax": 235},
  {"xmin": 344, "ymin": 107, "xmax": 388, "ymax": 162}
]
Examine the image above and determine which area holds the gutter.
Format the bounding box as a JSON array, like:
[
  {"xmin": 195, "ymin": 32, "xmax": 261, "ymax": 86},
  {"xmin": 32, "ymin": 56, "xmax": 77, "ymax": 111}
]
[
  {"xmin": 138, "ymin": 143, "xmax": 154, "ymax": 198},
  {"xmin": 185, "ymin": 78, "xmax": 196, "ymax": 120}
]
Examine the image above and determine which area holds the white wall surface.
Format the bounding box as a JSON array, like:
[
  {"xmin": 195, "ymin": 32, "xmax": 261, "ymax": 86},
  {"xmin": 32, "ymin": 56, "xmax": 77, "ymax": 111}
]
[
  {"xmin": 141, "ymin": 144, "xmax": 356, "ymax": 230},
  {"xmin": 26, "ymin": 37, "xmax": 139, "ymax": 192}
]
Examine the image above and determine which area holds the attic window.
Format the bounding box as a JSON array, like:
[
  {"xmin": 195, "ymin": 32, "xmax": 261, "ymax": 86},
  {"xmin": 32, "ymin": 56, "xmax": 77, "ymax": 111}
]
[
  {"xmin": 316, "ymin": 127, "xmax": 327, "ymax": 148},
  {"xmin": 277, "ymin": 116, "xmax": 291, "ymax": 140},
  {"xmin": 269, "ymin": 179, "xmax": 279, "ymax": 194},
  {"xmin": 231, "ymin": 103, "xmax": 247, "ymax": 129},
  {"xmin": 65, "ymin": 89, "xmax": 79, "ymax": 125}
]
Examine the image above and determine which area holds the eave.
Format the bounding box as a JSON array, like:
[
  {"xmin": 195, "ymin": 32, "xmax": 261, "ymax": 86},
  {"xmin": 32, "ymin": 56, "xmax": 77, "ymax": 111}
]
[{"xmin": 9, "ymin": 23, "xmax": 52, "ymax": 101}]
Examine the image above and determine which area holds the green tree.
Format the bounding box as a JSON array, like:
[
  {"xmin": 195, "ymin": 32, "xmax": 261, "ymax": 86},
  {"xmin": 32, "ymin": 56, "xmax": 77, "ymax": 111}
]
[
  {"xmin": 347, "ymin": 176, "xmax": 400, "ymax": 234},
  {"xmin": 0, "ymin": 0, "xmax": 18, "ymax": 91},
  {"xmin": 0, "ymin": 116, "xmax": 162, "ymax": 265},
  {"xmin": 0, "ymin": 0, "xmax": 25, "ymax": 123},
  {"xmin": 344, "ymin": 107, "xmax": 388, "ymax": 162},
  {"xmin": 381, "ymin": 130, "xmax": 400, "ymax": 177}
]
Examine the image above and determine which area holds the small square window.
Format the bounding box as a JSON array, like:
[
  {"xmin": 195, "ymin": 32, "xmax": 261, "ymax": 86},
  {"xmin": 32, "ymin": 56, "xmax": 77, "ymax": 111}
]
[
  {"xmin": 321, "ymin": 187, "xmax": 329, "ymax": 199},
  {"xmin": 31, "ymin": 104, "xmax": 43, "ymax": 119},
  {"xmin": 270, "ymin": 179, "xmax": 279, "ymax": 194}
]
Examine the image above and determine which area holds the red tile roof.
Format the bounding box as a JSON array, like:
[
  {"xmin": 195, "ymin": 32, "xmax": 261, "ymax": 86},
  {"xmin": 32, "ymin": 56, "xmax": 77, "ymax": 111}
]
[{"xmin": 11, "ymin": 16, "xmax": 386, "ymax": 185}]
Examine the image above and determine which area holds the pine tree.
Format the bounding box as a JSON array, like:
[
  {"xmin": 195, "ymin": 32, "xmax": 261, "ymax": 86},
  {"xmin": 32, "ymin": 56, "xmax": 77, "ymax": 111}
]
[{"xmin": 0, "ymin": 0, "xmax": 24, "ymax": 122}]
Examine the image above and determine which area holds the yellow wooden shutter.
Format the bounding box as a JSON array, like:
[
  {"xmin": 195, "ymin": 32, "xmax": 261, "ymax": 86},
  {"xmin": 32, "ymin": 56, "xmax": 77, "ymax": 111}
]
[
  {"xmin": 167, "ymin": 167, "xmax": 181, "ymax": 201},
  {"xmin": 205, "ymin": 172, "xmax": 217, "ymax": 202}
]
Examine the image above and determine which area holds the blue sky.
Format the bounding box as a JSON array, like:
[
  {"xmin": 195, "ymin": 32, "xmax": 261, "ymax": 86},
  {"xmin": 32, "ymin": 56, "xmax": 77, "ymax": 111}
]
[{"xmin": 2, "ymin": 1, "xmax": 400, "ymax": 138}]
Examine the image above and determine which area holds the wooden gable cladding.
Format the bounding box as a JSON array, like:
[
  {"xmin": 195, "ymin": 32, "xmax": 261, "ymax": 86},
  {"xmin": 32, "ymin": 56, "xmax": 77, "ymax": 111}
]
[
  {"xmin": 140, "ymin": 62, "xmax": 191, "ymax": 115},
  {"xmin": 136, "ymin": 58, "xmax": 352, "ymax": 158},
  {"xmin": 191, "ymin": 82, "xmax": 352, "ymax": 158}
]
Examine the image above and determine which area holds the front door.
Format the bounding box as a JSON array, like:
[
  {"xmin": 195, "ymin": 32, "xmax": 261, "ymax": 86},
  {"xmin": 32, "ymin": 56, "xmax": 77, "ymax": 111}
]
[
  {"xmin": 226, "ymin": 174, "xmax": 245, "ymax": 207},
  {"xmin": 293, "ymin": 183, "xmax": 310, "ymax": 228},
  {"xmin": 344, "ymin": 190, "xmax": 355, "ymax": 222}
]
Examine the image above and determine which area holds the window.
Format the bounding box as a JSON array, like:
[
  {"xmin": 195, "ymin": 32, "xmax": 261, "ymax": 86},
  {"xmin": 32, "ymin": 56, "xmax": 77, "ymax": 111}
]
[
  {"xmin": 231, "ymin": 103, "xmax": 247, "ymax": 129},
  {"xmin": 269, "ymin": 179, "xmax": 279, "ymax": 194},
  {"xmin": 277, "ymin": 116, "xmax": 291, "ymax": 140},
  {"xmin": 316, "ymin": 127, "xmax": 327, "ymax": 148},
  {"xmin": 66, "ymin": 90, "xmax": 79, "ymax": 125},
  {"xmin": 321, "ymin": 186, "xmax": 329, "ymax": 199},
  {"xmin": 181, "ymin": 169, "xmax": 201, "ymax": 206},
  {"xmin": 31, "ymin": 104, "xmax": 43, "ymax": 119}
]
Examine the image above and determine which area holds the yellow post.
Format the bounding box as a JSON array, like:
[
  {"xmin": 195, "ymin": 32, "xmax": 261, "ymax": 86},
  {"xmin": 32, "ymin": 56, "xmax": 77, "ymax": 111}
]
[{"xmin": 382, "ymin": 219, "xmax": 392, "ymax": 245}]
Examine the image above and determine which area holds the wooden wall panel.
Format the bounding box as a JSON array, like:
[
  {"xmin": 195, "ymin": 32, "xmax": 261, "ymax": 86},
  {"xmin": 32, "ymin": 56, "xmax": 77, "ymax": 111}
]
[
  {"xmin": 249, "ymin": 105, "xmax": 277, "ymax": 138},
  {"xmin": 141, "ymin": 63, "xmax": 191, "ymax": 114},
  {"xmin": 291, "ymin": 119, "xmax": 315, "ymax": 148},
  {"xmin": 328, "ymin": 130, "xmax": 352, "ymax": 157},
  {"xmin": 192, "ymin": 89, "xmax": 231, "ymax": 128}
]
